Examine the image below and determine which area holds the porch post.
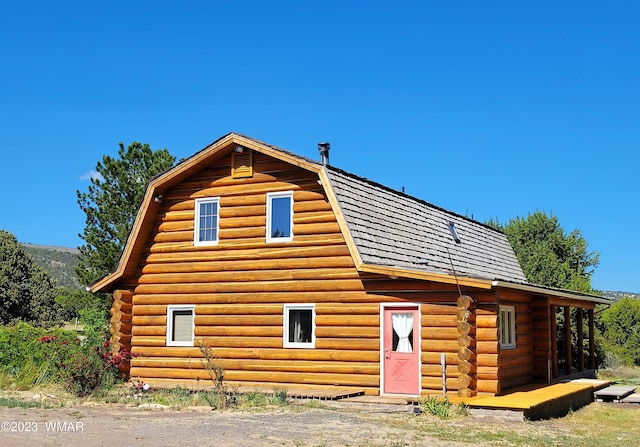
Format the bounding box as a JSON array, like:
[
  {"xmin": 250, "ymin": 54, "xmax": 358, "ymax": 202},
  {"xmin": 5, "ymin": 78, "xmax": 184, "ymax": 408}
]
[
  {"xmin": 564, "ymin": 306, "xmax": 572, "ymax": 375},
  {"xmin": 588, "ymin": 308, "xmax": 596, "ymax": 369},
  {"xmin": 550, "ymin": 304, "xmax": 558, "ymax": 378},
  {"xmin": 577, "ymin": 308, "xmax": 584, "ymax": 372}
]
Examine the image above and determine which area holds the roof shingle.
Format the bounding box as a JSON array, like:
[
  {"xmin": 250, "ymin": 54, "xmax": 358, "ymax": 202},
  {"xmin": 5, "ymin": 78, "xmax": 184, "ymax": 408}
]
[{"xmin": 325, "ymin": 166, "xmax": 527, "ymax": 283}]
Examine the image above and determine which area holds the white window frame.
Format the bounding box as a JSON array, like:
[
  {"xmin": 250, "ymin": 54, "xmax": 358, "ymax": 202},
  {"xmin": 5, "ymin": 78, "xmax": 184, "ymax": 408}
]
[
  {"xmin": 194, "ymin": 197, "xmax": 220, "ymax": 246},
  {"xmin": 166, "ymin": 305, "xmax": 195, "ymax": 347},
  {"xmin": 266, "ymin": 191, "xmax": 294, "ymax": 243},
  {"xmin": 283, "ymin": 304, "xmax": 315, "ymax": 348},
  {"xmin": 499, "ymin": 305, "xmax": 516, "ymax": 349}
]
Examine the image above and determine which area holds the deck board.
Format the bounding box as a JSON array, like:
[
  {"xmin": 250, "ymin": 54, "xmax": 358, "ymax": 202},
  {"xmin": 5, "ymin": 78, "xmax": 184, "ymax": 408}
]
[
  {"xmin": 234, "ymin": 385, "xmax": 366, "ymax": 401},
  {"xmin": 449, "ymin": 379, "xmax": 610, "ymax": 419}
]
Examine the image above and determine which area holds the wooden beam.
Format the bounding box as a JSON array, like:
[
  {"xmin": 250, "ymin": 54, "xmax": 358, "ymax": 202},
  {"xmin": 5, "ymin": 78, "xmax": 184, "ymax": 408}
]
[
  {"xmin": 550, "ymin": 305, "xmax": 558, "ymax": 378},
  {"xmin": 358, "ymin": 263, "xmax": 494, "ymax": 289},
  {"xmin": 549, "ymin": 297, "xmax": 596, "ymax": 309},
  {"xmin": 577, "ymin": 308, "xmax": 584, "ymax": 372},
  {"xmin": 564, "ymin": 306, "xmax": 572, "ymax": 376},
  {"xmin": 588, "ymin": 308, "xmax": 596, "ymax": 369}
]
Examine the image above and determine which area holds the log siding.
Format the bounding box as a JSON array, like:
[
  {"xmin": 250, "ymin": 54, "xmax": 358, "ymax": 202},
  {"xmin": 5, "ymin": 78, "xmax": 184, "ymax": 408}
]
[{"xmin": 97, "ymin": 134, "xmax": 609, "ymax": 397}]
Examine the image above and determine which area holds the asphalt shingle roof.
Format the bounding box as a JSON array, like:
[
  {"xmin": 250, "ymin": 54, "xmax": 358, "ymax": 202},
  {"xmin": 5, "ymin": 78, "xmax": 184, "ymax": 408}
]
[{"xmin": 325, "ymin": 166, "xmax": 527, "ymax": 283}]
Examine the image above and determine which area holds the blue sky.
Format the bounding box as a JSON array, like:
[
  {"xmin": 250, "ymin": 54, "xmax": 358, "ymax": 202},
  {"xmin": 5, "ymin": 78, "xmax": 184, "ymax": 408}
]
[{"xmin": 1, "ymin": 1, "xmax": 638, "ymax": 293}]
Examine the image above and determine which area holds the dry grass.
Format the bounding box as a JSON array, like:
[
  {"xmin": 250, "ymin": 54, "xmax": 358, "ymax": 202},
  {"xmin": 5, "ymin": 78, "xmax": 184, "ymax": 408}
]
[
  {"xmin": 1, "ymin": 384, "xmax": 638, "ymax": 446},
  {"xmin": 558, "ymin": 403, "xmax": 640, "ymax": 445},
  {"xmin": 360, "ymin": 401, "xmax": 634, "ymax": 446},
  {"xmin": 598, "ymin": 364, "xmax": 640, "ymax": 386}
]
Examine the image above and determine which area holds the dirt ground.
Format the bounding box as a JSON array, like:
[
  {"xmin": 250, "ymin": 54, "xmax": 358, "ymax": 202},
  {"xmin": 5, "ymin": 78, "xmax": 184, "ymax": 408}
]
[
  {"xmin": 0, "ymin": 402, "xmax": 458, "ymax": 447},
  {"xmin": 1, "ymin": 398, "xmax": 636, "ymax": 447}
]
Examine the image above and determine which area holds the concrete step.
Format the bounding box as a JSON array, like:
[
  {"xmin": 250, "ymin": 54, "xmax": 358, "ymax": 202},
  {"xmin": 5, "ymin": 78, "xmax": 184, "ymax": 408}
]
[
  {"xmin": 593, "ymin": 385, "xmax": 637, "ymax": 402},
  {"xmin": 621, "ymin": 393, "xmax": 640, "ymax": 404}
]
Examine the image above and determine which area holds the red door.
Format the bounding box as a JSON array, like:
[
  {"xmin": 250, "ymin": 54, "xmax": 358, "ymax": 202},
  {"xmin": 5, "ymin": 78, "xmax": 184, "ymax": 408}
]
[{"xmin": 383, "ymin": 306, "xmax": 420, "ymax": 395}]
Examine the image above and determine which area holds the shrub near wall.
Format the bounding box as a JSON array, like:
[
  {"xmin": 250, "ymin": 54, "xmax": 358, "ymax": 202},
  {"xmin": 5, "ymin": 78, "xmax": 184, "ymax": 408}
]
[
  {"xmin": 0, "ymin": 322, "xmax": 132, "ymax": 395},
  {"xmin": 0, "ymin": 322, "xmax": 77, "ymax": 389}
]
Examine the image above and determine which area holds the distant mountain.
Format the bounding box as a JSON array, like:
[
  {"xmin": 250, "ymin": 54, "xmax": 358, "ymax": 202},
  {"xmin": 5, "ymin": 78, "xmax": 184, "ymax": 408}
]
[
  {"xmin": 601, "ymin": 290, "xmax": 640, "ymax": 301},
  {"xmin": 22, "ymin": 243, "xmax": 82, "ymax": 290}
]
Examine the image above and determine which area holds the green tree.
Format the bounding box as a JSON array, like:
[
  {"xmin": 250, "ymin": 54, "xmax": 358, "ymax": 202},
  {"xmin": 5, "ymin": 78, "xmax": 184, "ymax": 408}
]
[
  {"xmin": 55, "ymin": 287, "xmax": 111, "ymax": 322},
  {"xmin": 597, "ymin": 296, "xmax": 640, "ymax": 366},
  {"xmin": 495, "ymin": 211, "xmax": 599, "ymax": 293},
  {"xmin": 76, "ymin": 142, "xmax": 175, "ymax": 285},
  {"xmin": 0, "ymin": 230, "xmax": 62, "ymax": 327}
]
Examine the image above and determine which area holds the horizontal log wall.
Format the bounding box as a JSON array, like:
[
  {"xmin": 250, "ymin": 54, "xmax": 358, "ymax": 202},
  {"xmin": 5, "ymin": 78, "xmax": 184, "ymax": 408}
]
[
  {"xmin": 117, "ymin": 150, "xmax": 545, "ymax": 397},
  {"xmin": 531, "ymin": 296, "xmax": 550, "ymax": 380},
  {"xmin": 471, "ymin": 293, "xmax": 501, "ymax": 394},
  {"xmin": 420, "ymin": 302, "xmax": 460, "ymax": 394},
  {"xmin": 496, "ymin": 289, "xmax": 534, "ymax": 392},
  {"xmin": 127, "ymin": 153, "xmax": 390, "ymax": 394}
]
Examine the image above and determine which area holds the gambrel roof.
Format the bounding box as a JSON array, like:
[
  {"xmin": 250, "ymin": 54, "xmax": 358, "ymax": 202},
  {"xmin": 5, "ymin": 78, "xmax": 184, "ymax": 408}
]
[
  {"xmin": 91, "ymin": 132, "xmax": 608, "ymax": 304},
  {"xmin": 325, "ymin": 167, "xmax": 526, "ymax": 283}
]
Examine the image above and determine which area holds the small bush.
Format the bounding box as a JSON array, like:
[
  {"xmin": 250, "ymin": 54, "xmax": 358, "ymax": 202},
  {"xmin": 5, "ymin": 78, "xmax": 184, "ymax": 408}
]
[
  {"xmin": 241, "ymin": 391, "xmax": 267, "ymax": 408},
  {"xmin": 418, "ymin": 396, "xmax": 468, "ymax": 419},
  {"xmin": 56, "ymin": 340, "xmax": 132, "ymax": 397},
  {"xmin": 199, "ymin": 390, "xmax": 224, "ymax": 408},
  {"xmin": 0, "ymin": 322, "xmax": 77, "ymax": 389},
  {"xmin": 0, "ymin": 396, "xmax": 52, "ymax": 409},
  {"xmin": 198, "ymin": 342, "xmax": 231, "ymax": 409},
  {"xmin": 272, "ymin": 387, "xmax": 288, "ymax": 406},
  {"xmin": 0, "ymin": 321, "xmax": 133, "ymax": 396}
]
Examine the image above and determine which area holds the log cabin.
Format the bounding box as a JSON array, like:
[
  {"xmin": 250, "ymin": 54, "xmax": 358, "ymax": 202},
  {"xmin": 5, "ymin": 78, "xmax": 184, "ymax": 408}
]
[{"xmin": 91, "ymin": 132, "xmax": 611, "ymax": 397}]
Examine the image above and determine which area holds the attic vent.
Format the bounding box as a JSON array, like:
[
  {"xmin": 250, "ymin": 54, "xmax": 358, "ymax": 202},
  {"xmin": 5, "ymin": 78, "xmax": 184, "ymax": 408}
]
[{"xmin": 232, "ymin": 147, "xmax": 253, "ymax": 178}]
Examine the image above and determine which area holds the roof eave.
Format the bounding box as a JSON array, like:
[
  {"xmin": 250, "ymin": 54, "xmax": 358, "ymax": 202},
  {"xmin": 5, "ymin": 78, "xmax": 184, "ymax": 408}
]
[
  {"xmin": 359, "ymin": 263, "xmax": 494, "ymax": 289},
  {"xmin": 491, "ymin": 280, "xmax": 612, "ymax": 305}
]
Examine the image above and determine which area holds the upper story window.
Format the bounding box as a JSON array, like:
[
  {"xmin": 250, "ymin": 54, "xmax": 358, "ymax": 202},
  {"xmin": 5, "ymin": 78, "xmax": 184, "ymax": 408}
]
[
  {"xmin": 194, "ymin": 197, "xmax": 220, "ymax": 246},
  {"xmin": 266, "ymin": 191, "xmax": 293, "ymax": 243},
  {"xmin": 499, "ymin": 305, "xmax": 516, "ymax": 349},
  {"xmin": 283, "ymin": 304, "xmax": 315, "ymax": 348},
  {"xmin": 166, "ymin": 305, "xmax": 195, "ymax": 347}
]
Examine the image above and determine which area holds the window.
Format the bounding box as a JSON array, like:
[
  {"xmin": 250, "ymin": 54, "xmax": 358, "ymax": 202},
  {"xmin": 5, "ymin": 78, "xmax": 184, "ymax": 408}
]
[
  {"xmin": 499, "ymin": 305, "xmax": 516, "ymax": 349},
  {"xmin": 166, "ymin": 305, "xmax": 195, "ymax": 347},
  {"xmin": 194, "ymin": 197, "xmax": 220, "ymax": 245},
  {"xmin": 283, "ymin": 304, "xmax": 315, "ymax": 348},
  {"xmin": 391, "ymin": 312, "xmax": 414, "ymax": 353},
  {"xmin": 266, "ymin": 191, "xmax": 293, "ymax": 242}
]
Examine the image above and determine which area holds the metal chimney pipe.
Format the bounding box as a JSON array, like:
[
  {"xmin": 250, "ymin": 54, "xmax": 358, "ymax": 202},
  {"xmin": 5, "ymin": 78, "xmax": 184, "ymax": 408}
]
[{"xmin": 318, "ymin": 142, "xmax": 330, "ymax": 166}]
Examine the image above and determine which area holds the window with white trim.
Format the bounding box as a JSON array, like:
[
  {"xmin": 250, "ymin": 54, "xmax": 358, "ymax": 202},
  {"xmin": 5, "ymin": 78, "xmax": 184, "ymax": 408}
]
[
  {"xmin": 283, "ymin": 304, "xmax": 315, "ymax": 348},
  {"xmin": 499, "ymin": 305, "xmax": 516, "ymax": 349},
  {"xmin": 194, "ymin": 197, "xmax": 220, "ymax": 246},
  {"xmin": 166, "ymin": 305, "xmax": 195, "ymax": 347},
  {"xmin": 266, "ymin": 191, "xmax": 293, "ymax": 242}
]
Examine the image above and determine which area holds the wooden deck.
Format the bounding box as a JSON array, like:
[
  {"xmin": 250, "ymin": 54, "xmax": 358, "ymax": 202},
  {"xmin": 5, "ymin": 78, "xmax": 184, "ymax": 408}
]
[
  {"xmin": 143, "ymin": 378, "xmax": 612, "ymax": 420},
  {"xmin": 333, "ymin": 379, "xmax": 612, "ymax": 420},
  {"xmin": 236, "ymin": 386, "xmax": 366, "ymax": 401},
  {"xmin": 450, "ymin": 379, "xmax": 611, "ymax": 420}
]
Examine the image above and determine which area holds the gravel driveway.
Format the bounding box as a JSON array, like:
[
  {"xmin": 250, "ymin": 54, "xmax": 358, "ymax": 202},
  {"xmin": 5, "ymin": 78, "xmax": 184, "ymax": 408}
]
[{"xmin": 0, "ymin": 403, "xmax": 460, "ymax": 447}]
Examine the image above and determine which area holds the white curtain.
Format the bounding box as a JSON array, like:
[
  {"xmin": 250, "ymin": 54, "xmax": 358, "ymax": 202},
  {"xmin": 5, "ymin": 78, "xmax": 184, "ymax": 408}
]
[
  {"xmin": 291, "ymin": 312, "xmax": 304, "ymax": 342},
  {"xmin": 392, "ymin": 312, "xmax": 414, "ymax": 353}
]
